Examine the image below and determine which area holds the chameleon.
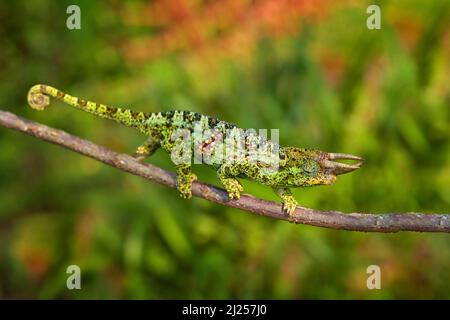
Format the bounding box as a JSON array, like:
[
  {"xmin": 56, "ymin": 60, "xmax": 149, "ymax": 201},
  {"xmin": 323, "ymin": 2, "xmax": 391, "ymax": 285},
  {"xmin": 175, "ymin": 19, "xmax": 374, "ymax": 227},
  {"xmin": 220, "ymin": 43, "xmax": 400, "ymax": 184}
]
[{"xmin": 27, "ymin": 84, "xmax": 364, "ymax": 216}]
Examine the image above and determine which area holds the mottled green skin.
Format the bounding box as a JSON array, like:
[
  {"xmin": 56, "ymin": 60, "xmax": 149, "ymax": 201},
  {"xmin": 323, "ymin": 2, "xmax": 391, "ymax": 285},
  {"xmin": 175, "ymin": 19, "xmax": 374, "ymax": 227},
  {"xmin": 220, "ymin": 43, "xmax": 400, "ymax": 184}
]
[{"xmin": 27, "ymin": 84, "xmax": 341, "ymax": 215}]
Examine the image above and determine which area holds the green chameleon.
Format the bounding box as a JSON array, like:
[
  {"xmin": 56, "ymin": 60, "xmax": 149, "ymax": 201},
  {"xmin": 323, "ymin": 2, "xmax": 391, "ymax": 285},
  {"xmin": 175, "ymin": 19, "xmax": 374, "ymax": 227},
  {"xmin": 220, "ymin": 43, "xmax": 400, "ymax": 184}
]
[{"xmin": 27, "ymin": 84, "xmax": 364, "ymax": 216}]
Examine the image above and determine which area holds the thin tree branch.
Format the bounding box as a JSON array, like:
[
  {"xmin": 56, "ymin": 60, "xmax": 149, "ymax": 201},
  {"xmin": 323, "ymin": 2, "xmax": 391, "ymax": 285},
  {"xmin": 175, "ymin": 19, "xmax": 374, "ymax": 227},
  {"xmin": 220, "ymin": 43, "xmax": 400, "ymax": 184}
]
[{"xmin": 1, "ymin": 109, "xmax": 449, "ymax": 233}]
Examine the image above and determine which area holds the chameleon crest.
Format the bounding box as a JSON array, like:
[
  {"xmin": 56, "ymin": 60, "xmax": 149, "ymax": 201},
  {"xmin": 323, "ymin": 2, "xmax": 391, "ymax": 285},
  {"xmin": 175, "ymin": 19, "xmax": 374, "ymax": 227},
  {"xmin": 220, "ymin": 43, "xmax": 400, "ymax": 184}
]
[{"xmin": 27, "ymin": 84, "xmax": 364, "ymax": 216}]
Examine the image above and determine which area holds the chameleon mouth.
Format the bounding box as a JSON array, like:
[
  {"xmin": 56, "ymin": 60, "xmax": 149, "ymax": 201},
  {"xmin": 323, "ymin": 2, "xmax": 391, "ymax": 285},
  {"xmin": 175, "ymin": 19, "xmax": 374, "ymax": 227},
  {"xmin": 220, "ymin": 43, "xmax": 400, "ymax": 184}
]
[{"xmin": 322, "ymin": 153, "xmax": 364, "ymax": 175}]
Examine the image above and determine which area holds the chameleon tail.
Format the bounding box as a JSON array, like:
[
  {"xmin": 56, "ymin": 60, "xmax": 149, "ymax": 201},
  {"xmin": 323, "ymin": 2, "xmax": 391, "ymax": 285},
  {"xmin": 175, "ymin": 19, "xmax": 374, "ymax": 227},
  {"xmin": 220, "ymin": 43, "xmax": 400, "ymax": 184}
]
[{"xmin": 27, "ymin": 84, "xmax": 148, "ymax": 128}]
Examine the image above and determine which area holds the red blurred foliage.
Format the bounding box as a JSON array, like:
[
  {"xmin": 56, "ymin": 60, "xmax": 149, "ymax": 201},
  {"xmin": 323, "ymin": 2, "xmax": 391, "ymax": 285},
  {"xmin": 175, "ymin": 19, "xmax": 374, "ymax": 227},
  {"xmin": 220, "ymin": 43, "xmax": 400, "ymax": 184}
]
[
  {"xmin": 16, "ymin": 245, "xmax": 52, "ymax": 281},
  {"xmin": 121, "ymin": 0, "xmax": 331, "ymax": 63}
]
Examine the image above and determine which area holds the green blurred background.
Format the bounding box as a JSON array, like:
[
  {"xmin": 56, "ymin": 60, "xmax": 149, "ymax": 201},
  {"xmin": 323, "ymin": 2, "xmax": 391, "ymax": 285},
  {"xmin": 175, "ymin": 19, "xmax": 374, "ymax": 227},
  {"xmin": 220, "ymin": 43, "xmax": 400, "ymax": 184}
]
[{"xmin": 0, "ymin": 0, "xmax": 449, "ymax": 299}]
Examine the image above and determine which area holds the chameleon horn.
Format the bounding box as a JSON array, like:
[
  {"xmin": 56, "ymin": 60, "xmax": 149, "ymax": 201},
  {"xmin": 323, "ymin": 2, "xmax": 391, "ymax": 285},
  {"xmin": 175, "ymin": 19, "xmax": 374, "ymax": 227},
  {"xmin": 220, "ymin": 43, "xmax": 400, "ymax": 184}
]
[
  {"xmin": 322, "ymin": 158, "xmax": 364, "ymax": 175},
  {"xmin": 328, "ymin": 153, "xmax": 364, "ymax": 161}
]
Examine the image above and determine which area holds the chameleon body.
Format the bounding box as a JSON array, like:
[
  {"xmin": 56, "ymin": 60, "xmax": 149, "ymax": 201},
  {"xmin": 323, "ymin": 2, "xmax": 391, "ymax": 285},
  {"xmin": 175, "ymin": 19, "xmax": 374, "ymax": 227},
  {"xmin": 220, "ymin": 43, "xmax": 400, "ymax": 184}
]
[{"xmin": 27, "ymin": 84, "xmax": 364, "ymax": 216}]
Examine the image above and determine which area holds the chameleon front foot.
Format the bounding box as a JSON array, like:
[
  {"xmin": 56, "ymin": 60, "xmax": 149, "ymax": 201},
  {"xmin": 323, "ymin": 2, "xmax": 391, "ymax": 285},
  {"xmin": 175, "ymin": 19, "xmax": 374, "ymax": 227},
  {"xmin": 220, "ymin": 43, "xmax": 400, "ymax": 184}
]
[
  {"xmin": 281, "ymin": 196, "xmax": 298, "ymax": 216},
  {"xmin": 176, "ymin": 168, "xmax": 197, "ymax": 199},
  {"xmin": 273, "ymin": 187, "xmax": 298, "ymax": 217},
  {"xmin": 217, "ymin": 165, "xmax": 244, "ymax": 201}
]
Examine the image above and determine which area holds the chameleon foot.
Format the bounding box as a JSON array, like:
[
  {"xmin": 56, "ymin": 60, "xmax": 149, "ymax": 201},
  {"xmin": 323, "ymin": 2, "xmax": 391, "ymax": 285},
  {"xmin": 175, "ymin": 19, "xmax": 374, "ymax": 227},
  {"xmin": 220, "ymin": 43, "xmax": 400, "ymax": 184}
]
[
  {"xmin": 133, "ymin": 146, "xmax": 150, "ymax": 162},
  {"xmin": 281, "ymin": 196, "xmax": 298, "ymax": 217},
  {"xmin": 133, "ymin": 137, "xmax": 160, "ymax": 162},
  {"xmin": 223, "ymin": 178, "xmax": 244, "ymax": 200},
  {"xmin": 177, "ymin": 172, "xmax": 197, "ymax": 199},
  {"xmin": 273, "ymin": 187, "xmax": 298, "ymax": 217}
]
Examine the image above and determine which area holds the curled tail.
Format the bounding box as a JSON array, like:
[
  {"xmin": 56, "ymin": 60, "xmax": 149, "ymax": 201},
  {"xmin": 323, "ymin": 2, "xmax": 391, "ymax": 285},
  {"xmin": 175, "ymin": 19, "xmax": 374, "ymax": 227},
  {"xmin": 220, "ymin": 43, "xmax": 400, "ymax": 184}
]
[{"xmin": 27, "ymin": 84, "xmax": 149, "ymax": 128}]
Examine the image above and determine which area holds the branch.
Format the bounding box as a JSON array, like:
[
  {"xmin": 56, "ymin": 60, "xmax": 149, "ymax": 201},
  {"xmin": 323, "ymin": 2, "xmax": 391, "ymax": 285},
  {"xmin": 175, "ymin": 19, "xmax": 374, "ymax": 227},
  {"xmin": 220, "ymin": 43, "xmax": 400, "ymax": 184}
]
[{"xmin": 1, "ymin": 109, "xmax": 449, "ymax": 233}]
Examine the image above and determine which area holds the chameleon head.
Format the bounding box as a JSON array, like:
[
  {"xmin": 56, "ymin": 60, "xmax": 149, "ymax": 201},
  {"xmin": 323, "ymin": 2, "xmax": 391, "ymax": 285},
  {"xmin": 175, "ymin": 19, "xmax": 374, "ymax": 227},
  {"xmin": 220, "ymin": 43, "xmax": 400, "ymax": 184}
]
[{"xmin": 277, "ymin": 147, "xmax": 364, "ymax": 187}]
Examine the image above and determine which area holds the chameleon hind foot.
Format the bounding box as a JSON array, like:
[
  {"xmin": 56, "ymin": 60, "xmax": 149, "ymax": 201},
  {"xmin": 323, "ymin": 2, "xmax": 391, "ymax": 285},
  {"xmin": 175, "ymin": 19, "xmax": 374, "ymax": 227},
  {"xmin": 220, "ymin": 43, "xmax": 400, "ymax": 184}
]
[
  {"xmin": 134, "ymin": 145, "xmax": 151, "ymax": 162},
  {"xmin": 133, "ymin": 137, "xmax": 160, "ymax": 162},
  {"xmin": 176, "ymin": 165, "xmax": 197, "ymax": 199}
]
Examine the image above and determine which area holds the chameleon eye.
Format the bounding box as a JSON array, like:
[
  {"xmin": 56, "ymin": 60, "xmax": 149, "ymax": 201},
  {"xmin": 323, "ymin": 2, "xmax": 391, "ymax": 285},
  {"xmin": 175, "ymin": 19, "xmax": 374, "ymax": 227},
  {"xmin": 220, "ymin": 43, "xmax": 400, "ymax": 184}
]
[{"xmin": 302, "ymin": 161, "xmax": 318, "ymax": 176}]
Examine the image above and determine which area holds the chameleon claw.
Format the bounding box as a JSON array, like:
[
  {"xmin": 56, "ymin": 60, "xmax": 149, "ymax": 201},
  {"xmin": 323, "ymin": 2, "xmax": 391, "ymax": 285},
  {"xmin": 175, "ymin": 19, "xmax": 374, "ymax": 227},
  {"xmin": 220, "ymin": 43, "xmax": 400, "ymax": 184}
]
[
  {"xmin": 282, "ymin": 201, "xmax": 297, "ymax": 217},
  {"xmin": 180, "ymin": 191, "xmax": 192, "ymax": 199},
  {"xmin": 133, "ymin": 146, "xmax": 151, "ymax": 162},
  {"xmin": 224, "ymin": 179, "xmax": 243, "ymax": 201},
  {"xmin": 177, "ymin": 172, "xmax": 197, "ymax": 200},
  {"xmin": 273, "ymin": 187, "xmax": 298, "ymax": 218},
  {"xmin": 227, "ymin": 190, "xmax": 241, "ymax": 200},
  {"xmin": 279, "ymin": 194, "xmax": 298, "ymax": 218}
]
